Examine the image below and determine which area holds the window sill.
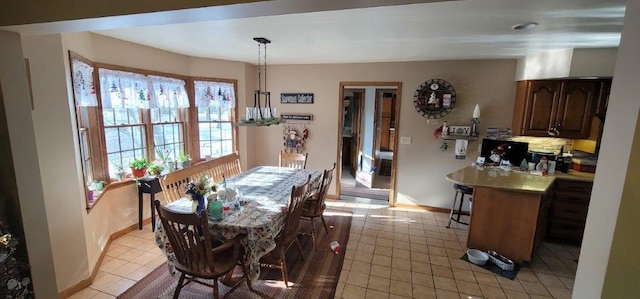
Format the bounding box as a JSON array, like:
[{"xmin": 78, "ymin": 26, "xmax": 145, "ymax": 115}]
[{"xmin": 85, "ymin": 177, "xmax": 137, "ymax": 212}]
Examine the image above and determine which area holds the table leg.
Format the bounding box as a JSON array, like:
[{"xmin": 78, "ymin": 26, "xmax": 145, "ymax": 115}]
[
  {"xmin": 150, "ymin": 192, "xmax": 156, "ymax": 231},
  {"xmin": 138, "ymin": 186, "xmax": 144, "ymax": 230}
]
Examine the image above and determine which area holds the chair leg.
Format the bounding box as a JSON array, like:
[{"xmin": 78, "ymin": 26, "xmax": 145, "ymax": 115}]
[
  {"xmin": 310, "ymin": 220, "xmax": 317, "ymax": 249},
  {"xmin": 295, "ymin": 237, "xmax": 306, "ymax": 260},
  {"xmin": 173, "ymin": 273, "xmax": 186, "ymax": 299},
  {"xmin": 320, "ymin": 215, "xmax": 330, "ymax": 233},
  {"xmin": 212, "ymin": 278, "xmax": 220, "ymax": 299},
  {"xmin": 280, "ymin": 249, "xmax": 289, "ymax": 287},
  {"xmin": 446, "ymin": 191, "xmax": 459, "ymax": 228}
]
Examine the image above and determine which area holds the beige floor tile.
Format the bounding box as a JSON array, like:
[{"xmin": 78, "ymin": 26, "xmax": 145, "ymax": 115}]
[
  {"xmin": 376, "ymin": 238, "xmax": 393, "ymax": 247},
  {"xmin": 391, "ymin": 257, "xmax": 411, "ymax": 271},
  {"xmin": 389, "ymin": 280, "xmax": 413, "ymax": 297},
  {"xmin": 413, "ymin": 284, "xmax": 437, "ymax": 298},
  {"xmin": 375, "ymin": 245, "xmax": 393, "ymax": 257},
  {"xmin": 474, "ymin": 272, "xmax": 500, "ymax": 287},
  {"xmin": 90, "ymin": 292, "xmax": 116, "ymax": 299},
  {"xmin": 125, "ymin": 265, "xmax": 156, "ymax": 281},
  {"xmin": 353, "ymin": 251, "xmax": 374, "ymax": 264},
  {"xmin": 453, "ymin": 268, "xmax": 476, "ymax": 283},
  {"xmin": 90, "ymin": 273, "xmax": 121, "ymax": 292},
  {"xmin": 393, "ymin": 248, "xmax": 410, "ymax": 260},
  {"xmin": 456, "ymin": 280, "xmax": 483, "ymax": 296},
  {"xmin": 366, "ymin": 289, "xmax": 390, "ymax": 299},
  {"xmin": 428, "ymin": 245, "xmax": 448, "ymax": 257},
  {"xmin": 388, "ymin": 294, "xmax": 412, "ymax": 299},
  {"xmin": 503, "ymin": 289, "xmax": 531, "ymax": 299},
  {"xmin": 435, "ymin": 288, "xmax": 461, "ymax": 299},
  {"xmin": 99, "ymin": 258, "xmax": 128, "ymax": 273},
  {"xmin": 342, "ymin": 284, "xmax": 367, "ymax": 299},
  {"xmin": 336, "ymin": 282, "xmax": 345, "ymax": 297},
  {"xmin": 392, "ymin": 240, "xmax": 410, "ymax": 250},
  {"xmin": 350, "ymin": 260, "xmax": 372, "ymax": 274},
  {"xmin": 450, "ymin": 257, "xmax": 472, "ymax": 270},
  {"xmin": 118, "ymin": 248, "xmax": 147, "ymax": 262},
  {"xmin": 535, "ymin": 272, "xmax": 564, "ymax": 287},
  {"xmin": 102, "ymin": 277, "xmax": 136, "ymax": 296},
  {"xmin": 411, "ymin": 272, "xmax": 434, "ymax": 288},
  {"xmin": 373, "ymin": 254, "xmax": 392, "ymax": 266},
  {"xmin": 520, "ymin": 281, "xmax": 552, "ymax": 297},
  {"xmin": 110, "ymin": 262, "xmax": 142, "ymax": 277},
  {"xmin": 517, "ymin": 270, "xmax": 542, "ymax": 283},
  {"xmin": 411, "ymin": 260, "xmax": 431, "ymax": 275},
  {"xmin": 479, "ymin": 284, "xmax": 508, "ymax": 299},
  {"xmin": 410, "ymin": 242, "xmax": 429, "ymax": 254},
  {"xmin": 394, "ymin": 233, "xmax": 410, "ymax": 242},
  {"xmin": 429, "ymin": 255, "xmax": 451, "ymax": 267},
  {"xmin": 426, "ymin": 238, "xmax": 445, "ymax": 247},
  {"xmin": 529, "ymin": 295, "xmax": 553, "ymax": 299},
  {"xmin": 346, "ymin": 271, "xmax": 369, "ymax": 286},
  {"xmin": 558, "ymin": 276, "xmax": 574, "ymax": 290},
  {"xmin": 368, "ymin": 275, "xmax": 390, "ymax": 292},
  {"xmin": 357, "ymin": 242, "xmax": 375, "ymax": 254},
  {"xmin": 390, "ymin": 268, "xmax": 411, "ymax": 282},
  {"xmin": 498, "ymin": 277, "xmax": 526, "ymax": 292},
  {"xmin": 371, "ymin": 264, "xmax": 391, "ymax": 279},
  {"xmin": 545, "ymin": 286, "xmax": 572, "ymax": 299},
  {"xmin": 67, "ymin": 287, "xmax": 100, "ymax": 299},
  {"xmin": 434, "ymin": 276, "xmax": 458, "ymax": 292},
  {"xmin": 411, "ymin": 252, "xmax": 430, "ymax": 263},
  {"xmin": 431, "ymin": 265, "xmax": 454, "ymax": 278}
]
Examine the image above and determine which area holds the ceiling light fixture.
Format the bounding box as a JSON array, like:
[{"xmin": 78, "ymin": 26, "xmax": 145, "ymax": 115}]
[
  {"xmin": 238, "ymin": 37, "xmax": 284, "ymax": 126},
  {"xmin": 512, "ymin": 22, "xmax": 538, "ymax": 30}
]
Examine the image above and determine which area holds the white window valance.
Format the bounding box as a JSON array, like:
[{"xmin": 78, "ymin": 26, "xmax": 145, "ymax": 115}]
[
  {"xmin": 194, "ymin": 80, "xmax": 236, "ymax": 109},
  {"xmin": 148, "ymin": 75, "xmax": 190, "ymax": 109},
  {"xmin": 71, "ymin": 58, "xmax": 98, "ymax": 107},
  {"xmin": 99, "ymin": 68, "xmax": 152, "ymax": 109}
]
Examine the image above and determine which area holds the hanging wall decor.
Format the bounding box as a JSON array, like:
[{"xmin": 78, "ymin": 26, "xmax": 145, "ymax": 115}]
[
  {"xmin": 282, "ymin": 123, "xmax": 308, "ymax": 153},
  {"xmin": 413, "ymin": 78, "xmax": 456, "ymax": 119}
]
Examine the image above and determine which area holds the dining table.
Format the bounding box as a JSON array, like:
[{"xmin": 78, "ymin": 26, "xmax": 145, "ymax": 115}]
[{"xmin": 154, "ymin": 166, "xmax": 322, "ymax": 281}]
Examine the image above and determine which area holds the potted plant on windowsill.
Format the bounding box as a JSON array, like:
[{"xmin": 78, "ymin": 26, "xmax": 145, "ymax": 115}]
[
  {"xmin": 177, "ymin": 153, "xmax": 191, "ymax": 169},
  {"xmin": 129, "ymin": 158, "xmax": 149, "ymax": 178},
  {"xmin": 113, "ymin": 162, "xmax": 127, "ymax": 181}
]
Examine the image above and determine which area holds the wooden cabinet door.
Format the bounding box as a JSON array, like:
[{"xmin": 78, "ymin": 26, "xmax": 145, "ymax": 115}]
[
  {"xmin": 595, "ymin": 79, "xmax": 612, "ymax": 118},
  {"xmin": 555, "ymin": 81, "xmax": 596, "ymax": 138},
  {"xmin": 521, "ymin": 80, "xmax": 561, "ymax": 136}
]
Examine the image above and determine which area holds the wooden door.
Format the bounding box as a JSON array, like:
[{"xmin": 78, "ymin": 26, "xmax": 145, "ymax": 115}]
[
  {"xmin": 521, "ymin": 80, "xmax": 561, "ymax": 136},
  {"xmin": 555, "ymin": 81, "xmax": 596, "ymax": 138},
  {"xmin": 350, "ymin": 91, "xmax": 364, "ymax": 177},
  {"xmin": 380, "ymin": 95, "xmax": 392, "ymax": 151}
]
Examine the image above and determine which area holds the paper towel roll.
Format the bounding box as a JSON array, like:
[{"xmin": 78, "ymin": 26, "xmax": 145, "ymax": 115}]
[{"xmin": 455, "ymin": 139, "xmax": 468, "ymax": 160}]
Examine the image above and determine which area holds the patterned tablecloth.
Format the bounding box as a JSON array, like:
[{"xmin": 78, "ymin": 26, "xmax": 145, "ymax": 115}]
[{"xmin": 155, "ymin": 166, "xmax": 321, "ymax": 281}]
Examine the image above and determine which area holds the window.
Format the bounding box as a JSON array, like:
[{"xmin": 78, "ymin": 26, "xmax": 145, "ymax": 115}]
[
  {"xmin": 69, "ymin": 51, "xmax": 238, "ymax": 211},
  {"xmin": 194, "ymin": 80, "xmax": 236, "ymax": 158}
]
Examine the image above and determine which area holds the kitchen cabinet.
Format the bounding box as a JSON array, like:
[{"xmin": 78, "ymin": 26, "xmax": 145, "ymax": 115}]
[
  {"xmin": 547, "ymin": 179, "xmax": 592, "ymax": 243},
  {"xmin": 512, "ymin": 79, "xmax": 599, "ymax": 139},
  {"xmin": 595, "ymin": 79, "xmax": 612, "ymax": 118}
]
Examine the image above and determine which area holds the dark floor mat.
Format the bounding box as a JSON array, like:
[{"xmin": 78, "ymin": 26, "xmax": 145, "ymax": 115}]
[
  {"xmin": 461, "ymin": 253, "xmax": 521, "ymax": 280},
  {"xmin": 378, "ymin": 159, "xmax": 392, "ymax": 176}
]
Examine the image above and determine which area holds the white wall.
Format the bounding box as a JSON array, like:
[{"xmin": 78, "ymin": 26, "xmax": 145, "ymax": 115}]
[
  {"xmin": 573, "ymin": 0, "xmax": 640, "ymax": 297},
  {"xmin": 569, "ymin": 48, "xmax": 618, "ymax": 78},
  {"xmin": 515, "ymin": 48, "xmax": 573, "ymax": 80},
  {"xmin": 0, "ymin": 30, "xmax": 58, "ymax": 297},
  {"xmin": 361, "ymin": 87, "xmax": 377, "ymax": 173}
]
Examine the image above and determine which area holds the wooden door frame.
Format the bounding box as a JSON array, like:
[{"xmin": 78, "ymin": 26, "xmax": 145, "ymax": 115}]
[
  {"xmin": 336, "ymin": 82, "xmax": 402, "ymax": 206},
  {"xmin": 343, "ymin": 88, "xmax": 365, "ymax": 177}
]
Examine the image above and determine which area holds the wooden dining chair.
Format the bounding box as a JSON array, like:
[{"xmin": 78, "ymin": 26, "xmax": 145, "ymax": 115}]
[
  {"xmin": 279, "ymin": 151, "xmax": 308, "ymax": 169},
  {"xmin": 301, "ymin": 163, "xmax": 336, "ymax": 248},
  {"xmin": 154, "ymin": 200, "xmax": 253, "ymax": 299},
  {"xmin": 260, "ymin": 176, "xmax": 310, "ymax": 287}
]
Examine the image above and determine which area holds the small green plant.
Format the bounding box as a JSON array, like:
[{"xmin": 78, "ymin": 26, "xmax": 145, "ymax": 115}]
[
  {"xmin": 148, "ymin": 164, "xmax": 164, "ymax": 176},
  {"xmin": 113, "ymin": 162, "xmax": 125, "ymax": 173},
  {"xmin": 177, "ymin": 153, "xmax": 190, "ymax": 162},
  {"xmin": 129, "ymin": 157, "xmax": 149, "ymax": 170}
]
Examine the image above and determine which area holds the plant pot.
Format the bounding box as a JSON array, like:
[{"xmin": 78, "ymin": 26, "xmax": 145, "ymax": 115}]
[
  {"xmin": 115, "ymin": 172, "xmax": 126, "ymax": 181},
  {"xmin": 131, "ymin": 167, "xmax": 147, "ymax": 178},
  {"xmin": 167, "ymin": 161, "xmax": 176, "ymax": 172},
  {"xmin": 179, "ymin": 160, "xmax": 191, "ymax": 169}
]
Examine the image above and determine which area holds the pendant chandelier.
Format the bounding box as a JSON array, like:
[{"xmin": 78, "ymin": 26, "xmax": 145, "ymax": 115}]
[{"xmin": 239, "ymin": 37, "xmax": 284, "ymax": 126}]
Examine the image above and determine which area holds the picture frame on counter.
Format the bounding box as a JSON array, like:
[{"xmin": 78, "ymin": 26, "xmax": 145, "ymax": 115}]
[{"xmin": 280, "ymin": 93, "xmax": 314, "ymax": 104}]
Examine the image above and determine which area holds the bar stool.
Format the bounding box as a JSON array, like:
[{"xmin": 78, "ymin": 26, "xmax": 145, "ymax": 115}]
[{"xmin": 446, "ymin": 183, "xmax": 474, "ymax": 228}]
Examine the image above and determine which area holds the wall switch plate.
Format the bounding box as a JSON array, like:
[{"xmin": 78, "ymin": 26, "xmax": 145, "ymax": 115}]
[{"xmin": 400, "ymin": 136, "xmax": 412, "ymax": 144}]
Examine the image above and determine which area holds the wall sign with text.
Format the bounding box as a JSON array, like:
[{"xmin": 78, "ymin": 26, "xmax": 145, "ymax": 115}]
[
  {"xmin": 281, "ymin": 113, "xmax": 313, "ymax": 121},
  {"xmin": 280, "ymin": 93, "xmax": 314, "ymax": 104}
]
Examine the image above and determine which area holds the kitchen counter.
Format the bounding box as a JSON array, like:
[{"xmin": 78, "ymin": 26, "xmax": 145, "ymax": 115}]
[
  {"xmin": 446, "ymin": 166, "xmax": 554, "ymax": 264},
  {"xmin": 446, "ymin": 166, "xmax": 556, "ymax": 193}
]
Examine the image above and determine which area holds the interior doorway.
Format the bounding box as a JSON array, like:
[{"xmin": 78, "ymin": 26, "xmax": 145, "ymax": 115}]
[{"xmin": 336, "ymin": 82, "xmax": 402, "ymax": 206}]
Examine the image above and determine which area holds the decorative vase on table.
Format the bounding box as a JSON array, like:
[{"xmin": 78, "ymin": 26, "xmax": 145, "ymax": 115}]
[
  {"xmin": 190, "ymin": 193, "xmax": 206, "ymax": 216},
  {"xmin": 207, "ymin": 193, "xmax": 223, "ymax": 220}
]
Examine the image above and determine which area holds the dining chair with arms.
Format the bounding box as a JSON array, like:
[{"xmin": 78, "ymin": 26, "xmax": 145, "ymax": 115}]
[
  {"xmin": 301, "ymin": 163, "xmax": 336, "ymax": 248},
  {"xmin": 260, "ymin": 176, "xmax": 310, "ymax": 287},
  {"xmin": 279, "ymin": 151, "xmax": 309, "ymax": 169},
  {"xmin": 154, "ymin": 200, "xmax": 253, "ymax": 299}
]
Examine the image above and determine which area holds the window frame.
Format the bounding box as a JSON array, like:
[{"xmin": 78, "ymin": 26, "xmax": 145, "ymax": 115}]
[{"xmin": 69, "ymin": 51, "xmax": 238, "ymax": 212}]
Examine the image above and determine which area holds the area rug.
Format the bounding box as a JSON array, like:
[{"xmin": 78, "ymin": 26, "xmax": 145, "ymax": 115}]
[
  {"xmin": 461, "ymin": 253, "xmax": 521, "ymax": 280},
  {"xmin": 118, "ymin": 209, "xmax": 352, "ymax": 299},
  {"xmin": 340, "ymin": 184, "xmax": 389, "ymax": 201}
]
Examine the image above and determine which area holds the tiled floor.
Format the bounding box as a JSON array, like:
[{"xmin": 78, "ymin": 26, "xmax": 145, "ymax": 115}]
[{"xmin": 68, "ymin": 197, "xmax": 579, "ymax": 298}]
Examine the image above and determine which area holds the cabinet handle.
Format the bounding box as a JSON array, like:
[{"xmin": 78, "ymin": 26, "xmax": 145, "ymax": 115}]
[{"xmin": 548, "ymin": 127, "xmax": 559, "ymax": 136}]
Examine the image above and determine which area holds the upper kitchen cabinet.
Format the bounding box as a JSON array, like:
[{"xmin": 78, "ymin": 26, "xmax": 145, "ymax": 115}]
[
  {"xmin": 513, "ymin": 79, "xmax": 598, "ymax": 139},
  {"xmin": 595, "ymin": 79, "xmax": 612, "ymax": 118}
]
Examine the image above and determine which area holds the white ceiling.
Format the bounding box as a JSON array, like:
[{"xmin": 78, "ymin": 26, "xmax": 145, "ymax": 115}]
[{"xmin": 28, "ymin": 0, "xmax": 632, "ymax": 64}]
